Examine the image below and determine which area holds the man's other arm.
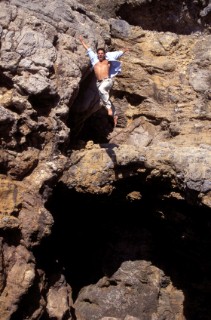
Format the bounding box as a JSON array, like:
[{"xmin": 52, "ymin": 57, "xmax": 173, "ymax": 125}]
[{"xmin": 79, "ymin": 35, "xmax": 90, "ymax": 50}]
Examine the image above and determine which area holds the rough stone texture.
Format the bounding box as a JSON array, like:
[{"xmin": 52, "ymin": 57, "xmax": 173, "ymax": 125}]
[
  {"xmin": 46, "ymin": 274, "xmax": 73, "ymax": 319},
  {"xmin": 0, "ymin": 0, "xmax": 211, "ymax": 319},
  {"xmin": 0, "ymin": 244, "xmax": 35, "ymax": 320},
  {"xmin": 74, "ymin": 260, "xmax": 185, "ymax": 320}
]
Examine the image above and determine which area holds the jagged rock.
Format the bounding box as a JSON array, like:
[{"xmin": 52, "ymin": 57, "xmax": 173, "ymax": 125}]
[
  {"xmin": 74, "ymin": 260, "xmax": 184, "ymax": 320},
  {"xmin": 0, "ymin": 0, "xmax": 211, "ymax": 319}
]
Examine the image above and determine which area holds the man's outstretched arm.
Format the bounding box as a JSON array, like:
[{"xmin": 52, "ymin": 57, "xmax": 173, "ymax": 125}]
[
  {"xmin": 79, "ymin": 35, "xmax": 89, "ymax": 50},
  {"xmin": 79, "ymin": 35, "xmax": 98, "ymax": 66}
]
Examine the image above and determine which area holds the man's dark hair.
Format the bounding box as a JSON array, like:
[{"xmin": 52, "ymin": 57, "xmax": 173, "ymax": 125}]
[{"xmin": 97, "ymin": 48, "xmax": 106, "ymax": 54}]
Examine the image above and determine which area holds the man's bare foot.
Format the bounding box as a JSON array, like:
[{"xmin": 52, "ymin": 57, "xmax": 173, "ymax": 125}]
[
  {"xmin": 114, "ymin": 115, "xmax": 118, "ymax": 127},
  {"xmin": 108, "ymin": 108, "xmax": 113, "ymax": 116}
]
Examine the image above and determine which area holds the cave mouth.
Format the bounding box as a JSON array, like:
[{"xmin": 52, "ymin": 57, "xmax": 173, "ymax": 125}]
[
  {"xmin": 34, "ymin": 178, "xmax": 211, "ymax": 319},
  {"xmin": 116, "ymin": 0, "xmax": 206, "ymax": 35}
]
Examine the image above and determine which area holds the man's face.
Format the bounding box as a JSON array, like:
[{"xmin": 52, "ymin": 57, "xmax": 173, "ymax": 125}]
[{"xmin": 97, "ymin": 50, "xmax": 105, "ymax": 61}]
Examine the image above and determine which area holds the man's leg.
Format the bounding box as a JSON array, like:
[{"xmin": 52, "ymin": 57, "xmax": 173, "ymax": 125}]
[
  {"xmin": 111, "ymin": 103, "xmax": 118, "ymax": 126},
  {"xmin": 97, "ymin": 78, "xmax": 114, "ymax": 115}
]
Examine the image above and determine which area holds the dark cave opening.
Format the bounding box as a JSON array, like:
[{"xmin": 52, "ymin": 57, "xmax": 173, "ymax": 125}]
[{"xmin": 34, "ymin": 178, "xmax": 211, "ymax": 319}]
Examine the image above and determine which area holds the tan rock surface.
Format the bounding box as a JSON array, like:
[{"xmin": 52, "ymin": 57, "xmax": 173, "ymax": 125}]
[{"xmin": 0, "ymin": 0, "xmax": 210, "ymax": 319}]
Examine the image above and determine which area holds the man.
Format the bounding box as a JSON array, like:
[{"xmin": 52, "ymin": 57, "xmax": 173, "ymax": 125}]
[{"xmin": 79, "ymin": 35, "xmax": 129, "ymax": 126}]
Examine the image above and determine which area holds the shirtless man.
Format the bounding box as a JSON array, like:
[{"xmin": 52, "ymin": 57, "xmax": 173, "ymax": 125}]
[{"xmin": 79, "ymin": 35, "xmax": 128, "ymax": 126}]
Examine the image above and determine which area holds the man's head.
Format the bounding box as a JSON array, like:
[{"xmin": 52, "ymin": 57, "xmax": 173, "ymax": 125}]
[{"xmin": 97, "ymin": 48, "xmax": 106, "ymax": 61}]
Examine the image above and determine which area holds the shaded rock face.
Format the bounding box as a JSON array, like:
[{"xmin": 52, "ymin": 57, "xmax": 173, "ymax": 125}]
[
  {"xmin": 116, "ymin": 0, "xmax": 211, "ymax": 35},
  {"xmin": 79, "ymin": 0, "xmax": 211, "ymax": 34},
  {"xmin": 0, "ymin": 0, "xmax": 211, "ymax": 319}
]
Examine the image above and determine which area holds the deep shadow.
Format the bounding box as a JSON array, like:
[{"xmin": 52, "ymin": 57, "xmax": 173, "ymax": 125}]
[
  {"xmin": 112, "ymin": 90, "xmax": 146, "ymax": 106},
  {"xmin": 28, "ymin": 90, "xmax": 60, "ymax": 116},
  {"xmin": 0, "ymin": 229, "xmax": 22, "ymax": 246},
  {"xmin": 116, "ymin": 0, "xmax": 207, "ymax": 35},
  {"xmin": 0, "ymin": 68, "xmax": 14, "ymax": 89},
  {"xmin": 71, "ymin": 107, "xmax": 115, "ymax": 144},
  {"xmin": 68, "ymin": 72, "xmax": 115, "ymax": 146},
  {"xmin": 34, "ymin": 178, "xmax": 211, "ymax": 319}
]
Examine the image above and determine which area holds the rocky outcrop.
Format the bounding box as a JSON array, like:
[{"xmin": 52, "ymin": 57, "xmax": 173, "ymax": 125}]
[
  {"xmin": 74, "ymin": 260, "xmax": 185, "ymax": 320},
  {"xmin": 0, "ymin": 0, "xmax": 211, "ymax": 319}
]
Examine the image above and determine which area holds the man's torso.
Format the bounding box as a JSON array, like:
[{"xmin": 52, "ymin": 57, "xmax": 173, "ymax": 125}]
[{"xmin": 94, "ymin": 60, "xmax": 110, "ymax": 80}]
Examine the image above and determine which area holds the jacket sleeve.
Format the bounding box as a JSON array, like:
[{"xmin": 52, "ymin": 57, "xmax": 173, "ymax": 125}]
[
  {"xmin": 86, "ymin": 48, "xmax": 98, "ymax": 66},
  {"xmin": 106, "ymin": 51, "xmax": 124, "ymax": 61}
]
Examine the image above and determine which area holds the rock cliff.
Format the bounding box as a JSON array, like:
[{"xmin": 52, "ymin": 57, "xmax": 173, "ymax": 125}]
[{"xmin": 0, "ymin": 0, "xmax": 211, "ymax": 319}]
